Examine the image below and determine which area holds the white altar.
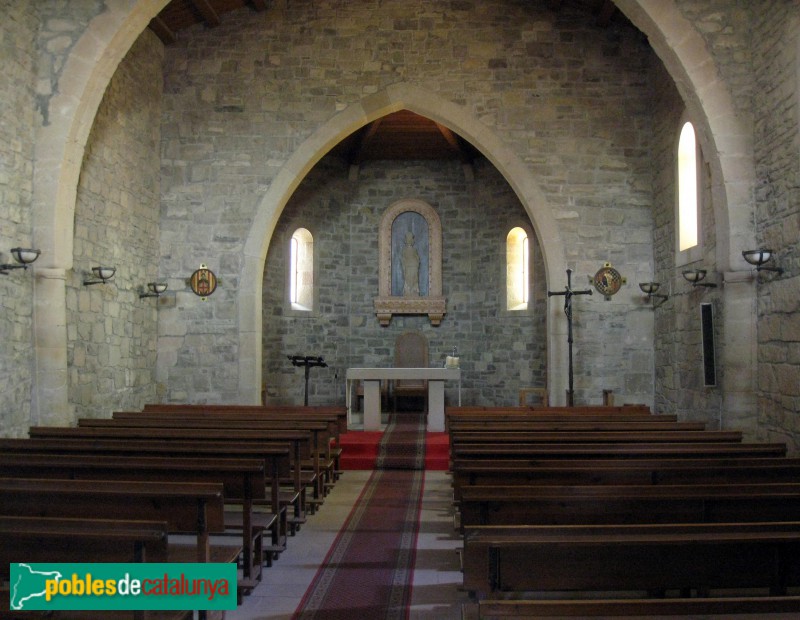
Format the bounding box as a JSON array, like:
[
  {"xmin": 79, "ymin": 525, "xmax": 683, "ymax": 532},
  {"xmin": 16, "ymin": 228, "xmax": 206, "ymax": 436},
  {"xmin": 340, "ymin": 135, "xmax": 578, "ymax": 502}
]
[{"xmin": 345, "ymin": 367, "xmax": 461, "ymax": 432}]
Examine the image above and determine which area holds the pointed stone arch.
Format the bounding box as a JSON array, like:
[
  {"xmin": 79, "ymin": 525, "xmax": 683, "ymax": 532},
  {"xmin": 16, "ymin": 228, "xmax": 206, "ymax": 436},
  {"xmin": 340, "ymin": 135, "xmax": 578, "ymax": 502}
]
[{"xmin": 238, "ymin": 83, "xmax": 570, "ymax": 403}]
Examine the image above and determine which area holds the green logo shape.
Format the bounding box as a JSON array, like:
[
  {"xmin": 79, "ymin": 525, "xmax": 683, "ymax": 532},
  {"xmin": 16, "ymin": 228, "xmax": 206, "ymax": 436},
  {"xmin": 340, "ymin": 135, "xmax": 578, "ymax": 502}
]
[{"xmin": 10, "ymin": 563, "xmax": 237, "ymax": 611}]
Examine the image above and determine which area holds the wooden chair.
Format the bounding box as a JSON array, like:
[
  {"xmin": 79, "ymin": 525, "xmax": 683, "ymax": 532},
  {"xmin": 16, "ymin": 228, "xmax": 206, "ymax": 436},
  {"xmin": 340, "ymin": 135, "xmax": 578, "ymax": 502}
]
[{"xmin": 392, "ymin": 331, "xmax": 428, "ymax": 412}]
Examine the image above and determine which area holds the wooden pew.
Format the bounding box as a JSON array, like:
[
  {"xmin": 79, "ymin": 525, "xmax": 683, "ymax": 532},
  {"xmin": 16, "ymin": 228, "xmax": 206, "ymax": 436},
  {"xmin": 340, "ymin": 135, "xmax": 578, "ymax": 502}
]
[
  {"xmin": 450, "ymin": 430, "xmax": 744, "ymax": 454},
  {"xmin": 462, "ymin": 522, "xmax": 800, "ymax": 599},
  {"xmin": 449, "ymin": 419, "xmax": 707, "ymax": 431},
  {"xmin": 25, "ymin": 426, "xmax": 319, "ymax": 522},
  {"xmin": 0, "ymin": 516, "xmax": 190, "ymax": 620},
  {"xmin": 0, "ymin": 453, "xmax": 274, "ymax": 585},
  {"xmin": 0, "ymin": 515, "xmax": 169, "ymax": 563},
  {"xmin": 0, "ymin": 478, "xmax": 239, "ymax": 620},
  {"xmin": 141, "ymin": 403, "xmax": 348, "ymax": 436},
  {"xmin": 0, "ymin": 438, "xmax": 296, "ymax": 543},
  {"xmin": 127, "ymin": 406, "xmax": 345, "ymax": 482},
  {"xmin": 446, "ymin": 405, "xmax": 652, "ymax": 414},
  {"xmin": 447, "ymin": 413, "xmax": 677, "ymax": 431},
  {"xmin": 451, "ymin": 457, "xmax": 800, "ymax": 503},
  {"xmin": 471, "ymin": 597, "xmax": 800, "ymax": 618},
  {"xmin": 0, "ymin": 478, "xmax": 237, "ymax": 563},
  {"xmin": 451, "ymin": 442, "xmax": 788, "ymax": 461},
  {"xmin": 458, "ymin": 482, "xmax": 800, "ymax": 528},
  {"xmin": 85, "ymin": 415, "xmax": 338, "ymax": 497}
]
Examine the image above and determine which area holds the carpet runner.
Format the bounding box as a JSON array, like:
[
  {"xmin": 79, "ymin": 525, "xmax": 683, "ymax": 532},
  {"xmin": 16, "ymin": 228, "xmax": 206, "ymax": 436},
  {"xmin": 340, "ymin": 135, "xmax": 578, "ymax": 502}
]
[
  {"xmin": 292, "ymin": 468, "xmax": 425, "ymax": 619},
  {"xmin": 338, "ymin": 432, "xmax": 449, "ymax": 470},
  {"xmin": 376, "ymin": 412, "xmax": 426, "ymax": 470}
]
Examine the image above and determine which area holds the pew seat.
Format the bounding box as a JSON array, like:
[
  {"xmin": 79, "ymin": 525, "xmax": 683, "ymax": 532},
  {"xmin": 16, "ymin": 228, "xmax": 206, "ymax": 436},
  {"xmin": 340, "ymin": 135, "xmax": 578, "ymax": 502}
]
[
  {"xmin": 463, "ymin": 522, "xmax": 800, "ymax": 599},
  {"xmin": 464, "ymin": 596, "xmax": 800, "ymax": 618}
]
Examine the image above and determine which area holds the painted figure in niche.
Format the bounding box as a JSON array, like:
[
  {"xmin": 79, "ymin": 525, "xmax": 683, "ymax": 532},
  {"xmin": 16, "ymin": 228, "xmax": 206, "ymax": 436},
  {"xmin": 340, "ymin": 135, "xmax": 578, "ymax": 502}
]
[{"xmin": 401, "ymin": 231, "xmax": 420, "ymax": 296}]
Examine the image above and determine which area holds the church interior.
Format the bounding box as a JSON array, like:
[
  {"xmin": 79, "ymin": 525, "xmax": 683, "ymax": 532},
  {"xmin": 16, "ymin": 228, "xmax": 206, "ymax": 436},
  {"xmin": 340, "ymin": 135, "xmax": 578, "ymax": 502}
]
[{"xmin": 2, "ymin": 0, "xmax": 800, "ymax": 618}]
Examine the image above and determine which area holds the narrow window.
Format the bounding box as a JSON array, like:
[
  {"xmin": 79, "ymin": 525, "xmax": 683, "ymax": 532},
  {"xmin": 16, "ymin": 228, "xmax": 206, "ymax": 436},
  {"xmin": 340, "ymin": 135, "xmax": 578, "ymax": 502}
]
[
  {"xmin": 507, "ymin": 227, "xmax": 529, "ymax": 311},
  {"xmin": 678, "ymin": 121, "xmax": 699, "ymax": 252},
  {"xmin": 289, "ymin": 228, "xmax": 313, "ymax": 311}
]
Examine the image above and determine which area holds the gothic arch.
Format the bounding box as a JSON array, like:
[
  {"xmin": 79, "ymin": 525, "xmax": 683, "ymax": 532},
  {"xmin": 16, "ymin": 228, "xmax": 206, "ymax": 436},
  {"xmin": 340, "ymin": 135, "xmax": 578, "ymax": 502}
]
[
  {"xmin": 615, "ymin": 0, "xmax": 756, "ymax": 269},
  {"xmin": 239, "ymin": 83, "xmax": 570, "ymax": 403}
]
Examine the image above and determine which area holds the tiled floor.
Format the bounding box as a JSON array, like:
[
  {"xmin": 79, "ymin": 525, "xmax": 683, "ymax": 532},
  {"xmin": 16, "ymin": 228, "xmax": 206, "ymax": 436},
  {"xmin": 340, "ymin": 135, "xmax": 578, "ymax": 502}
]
[{"xmin": 228, "ymin": 470, "xmax": 469, "ymax": 620}]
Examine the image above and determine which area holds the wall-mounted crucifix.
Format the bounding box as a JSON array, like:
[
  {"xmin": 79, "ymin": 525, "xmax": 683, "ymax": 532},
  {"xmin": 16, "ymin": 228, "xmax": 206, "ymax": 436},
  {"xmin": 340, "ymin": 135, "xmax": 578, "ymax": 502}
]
[{"xmin": 547, "ymin": 268, "xmax": 592, "ymax": 407}]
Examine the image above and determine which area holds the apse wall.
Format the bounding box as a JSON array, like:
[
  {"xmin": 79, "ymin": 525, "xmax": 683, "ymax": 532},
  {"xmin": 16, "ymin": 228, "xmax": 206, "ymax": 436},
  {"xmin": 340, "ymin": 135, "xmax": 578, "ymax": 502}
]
[{"xmin": 261, "ymin": 157, "xmax": 548, "ymax": 407}]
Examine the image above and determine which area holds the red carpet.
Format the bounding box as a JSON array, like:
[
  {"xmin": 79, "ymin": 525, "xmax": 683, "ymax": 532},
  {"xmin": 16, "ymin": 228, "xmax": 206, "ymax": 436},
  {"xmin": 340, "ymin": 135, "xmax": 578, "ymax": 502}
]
[
  {"xmin": 376, "ymin": 412, "xmax": 426, "ymax": 469},
  {"xmin": 292, "ymin": 469, "xmax": 425, "ymax": 619},
  {"xmin": 339, "ymin": 431, "xmax": 449, "ymax": 470}
]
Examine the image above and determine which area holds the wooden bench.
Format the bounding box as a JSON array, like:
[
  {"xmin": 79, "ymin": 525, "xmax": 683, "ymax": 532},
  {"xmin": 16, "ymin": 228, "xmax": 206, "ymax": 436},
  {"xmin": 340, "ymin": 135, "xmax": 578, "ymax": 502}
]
[
  {"xmin": 92, "ymin": 415, "xmax": 339, "ymax": 495},
  {"xmin": 0, "ymin": 515, "xmax": 169, "ymax": 563},
  {"xmin": 0, "ymin": 452, "xmax": 275, "ymax": 585},
  {"xmin": 451, "ymin": 458, "xmax": 800, "ymax": 503},
  {"xmin": 471, "ymin": 597, "xmax": 800, "ymax": 619},
  {"xmin": 469, "ymin": 596, "xmax": 800, "ymax": 618},
  {"xmin": 458, "ymin": 482, "xmax": 800, "ymax": 528},
  {"xmin": 462, "ymin": 522, "xmax": 800, "ymax": 599},
  {"xmin": 0, "ymin": 478, "xmax": 239, "ymax": 620},
  {"xmin": 118, "ymin": 408, "xmax": 344, "ymax": 481},
  {"xmin": 0, "ymin": 478, "xmax": 237, "ymax": 563},
  {"xmin": 141, "ymin": 403, "xmax": 348, "ymax": 436},
  {"xmin": 0, "ymin": 437, "xmax": 299, "ymax": 541},
  {"xmin": 451, "ymin": 442, "xmax": 788, "ymax": 461},
  {"xmin": 0, "ymin": 515, "xmax": 173, "ymax": 618},
  {"xmin": 25, "ymin": 425, "xmax": 319, "ymax": 523},
  {"xmin": 446, "ymin": 405, "xmax": 652, "ymax": 414},
  {"xmin": 450, "ymin": 431, "xmax": 745, "ymax": 457},
  {"xmin": 449, "ymin": 419, "xmax": 708, "ymax": 432}
]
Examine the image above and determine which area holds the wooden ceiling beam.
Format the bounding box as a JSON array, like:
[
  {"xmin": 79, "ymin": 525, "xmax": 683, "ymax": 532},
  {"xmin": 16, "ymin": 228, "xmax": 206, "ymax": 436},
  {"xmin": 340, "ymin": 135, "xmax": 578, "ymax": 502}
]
[
  {"xmin": 190, "ymin": 0, "xmax": 221, "ymax": 27},
  {"xmin": 351, "ymin": 118, "xmax": 384, "ymax": 165},
  {"xmin": 148, "ymin": 16, "xmax": 177, "ymax": 45},
  {"xmin": 434, "ymin": 122, "xmax": 472, "ymax": 164},
  {"xmin": 595, "ymin": 0, "xmax": 616, "ymax": 27}
]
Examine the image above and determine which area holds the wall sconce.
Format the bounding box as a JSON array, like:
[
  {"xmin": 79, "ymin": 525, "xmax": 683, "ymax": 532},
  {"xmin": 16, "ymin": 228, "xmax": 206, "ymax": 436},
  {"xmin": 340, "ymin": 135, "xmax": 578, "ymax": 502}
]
[
  {"xmin": 0, "ymin": 247, "xmax": 41, "ymax": 275},
  {"xmin": 682, "ymin": 268, "xmax": 717, "ymax": 288},
  {"xmin": 742, "ymin": 249, "xmax": 783, "ymax": 274},
  {"xmin": 139, "ymin": 282, "xmax": 168, "ymax": 299},
  {"xmin": 83, "ymin": 266, "xmax": 116, "ymax": 286},
  {"xmin": 638, "ymin": 282, "xmax": 668, "ymax": 306}
]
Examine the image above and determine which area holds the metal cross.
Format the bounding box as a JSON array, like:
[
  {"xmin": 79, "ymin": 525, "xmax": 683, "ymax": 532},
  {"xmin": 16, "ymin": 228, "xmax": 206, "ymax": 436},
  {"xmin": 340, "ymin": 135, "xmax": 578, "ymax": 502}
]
[{"xmin": 547, "ymin": 268, "xmax": 592, "ymax": 407}]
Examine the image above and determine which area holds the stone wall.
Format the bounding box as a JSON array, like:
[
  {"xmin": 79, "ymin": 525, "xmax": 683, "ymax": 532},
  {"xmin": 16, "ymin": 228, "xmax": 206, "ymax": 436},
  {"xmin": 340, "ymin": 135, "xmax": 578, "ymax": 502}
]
[
  {"xmin": 650, "ymin": 57, "xmax": 724, "ymax": 426},
  {"xmin": 0, "ymin": 2, "xmax": 39, "ymax": 437},
  {"xmin": 67, "ymin": 30, "xmax": 164, "ymax": 419},
  {"xmin": 159, "ymin": 0, "xmax": 658, "ymax": 407},
  {"xmin": 751, "ymin": 1, "xmax": 800, "ymax": 448},
  {"xmin": 261, "ymin": 157, "xmax": 547, "ymax": 407}
]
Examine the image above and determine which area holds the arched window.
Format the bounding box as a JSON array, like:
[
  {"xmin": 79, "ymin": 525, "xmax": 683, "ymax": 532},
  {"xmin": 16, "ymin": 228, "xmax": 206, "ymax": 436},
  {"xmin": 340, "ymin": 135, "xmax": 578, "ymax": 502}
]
[
  {"xmin": 506, "ymin": 227, "xmax": 529, "ymax": 311},
  {"xmin": 677, "ymin": 121, "xmax": 699, "ymax": 253},
  {"xmin": 289, "ymin": 227, "xmax": 313, "ymax": 311}
]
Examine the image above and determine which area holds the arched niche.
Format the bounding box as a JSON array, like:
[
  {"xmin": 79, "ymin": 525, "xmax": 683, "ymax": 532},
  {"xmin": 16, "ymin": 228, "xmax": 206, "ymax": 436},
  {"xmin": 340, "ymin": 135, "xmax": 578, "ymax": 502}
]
[{"xmin": 374, "ymin": 199, "xmax": 446, "ymax": 326}]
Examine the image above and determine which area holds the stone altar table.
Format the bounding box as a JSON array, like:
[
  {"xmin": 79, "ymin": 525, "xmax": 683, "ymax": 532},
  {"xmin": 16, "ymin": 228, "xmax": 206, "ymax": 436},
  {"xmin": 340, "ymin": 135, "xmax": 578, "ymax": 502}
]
[{"xmin": 346, "ymin": 367, "xmax": 461, "ymax": 432}]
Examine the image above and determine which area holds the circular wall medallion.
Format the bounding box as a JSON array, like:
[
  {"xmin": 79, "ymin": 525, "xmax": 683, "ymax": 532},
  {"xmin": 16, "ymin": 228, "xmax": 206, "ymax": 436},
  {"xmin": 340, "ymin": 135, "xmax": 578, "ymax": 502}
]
[
  {"xmin": 592, "ymin": 262, "xmax": 626, "ymax": 300},
  {"xmin": 189, "ymin": 264, "xmax": 217, "ymax": 299}
]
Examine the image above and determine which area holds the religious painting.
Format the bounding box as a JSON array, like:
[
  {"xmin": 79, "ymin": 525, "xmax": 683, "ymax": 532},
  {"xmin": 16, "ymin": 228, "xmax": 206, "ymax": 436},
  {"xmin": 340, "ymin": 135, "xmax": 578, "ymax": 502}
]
[{"xmin": 391, "ymin": 211, "xmax": 429, "ymax": 297}]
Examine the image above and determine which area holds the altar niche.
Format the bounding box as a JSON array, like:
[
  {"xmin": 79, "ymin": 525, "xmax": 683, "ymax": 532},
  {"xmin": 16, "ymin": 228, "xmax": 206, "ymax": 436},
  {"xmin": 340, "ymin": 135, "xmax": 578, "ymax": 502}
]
[{"xmin": 374, "ymin": 199, "xmax": 446, "ymax": 326}]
